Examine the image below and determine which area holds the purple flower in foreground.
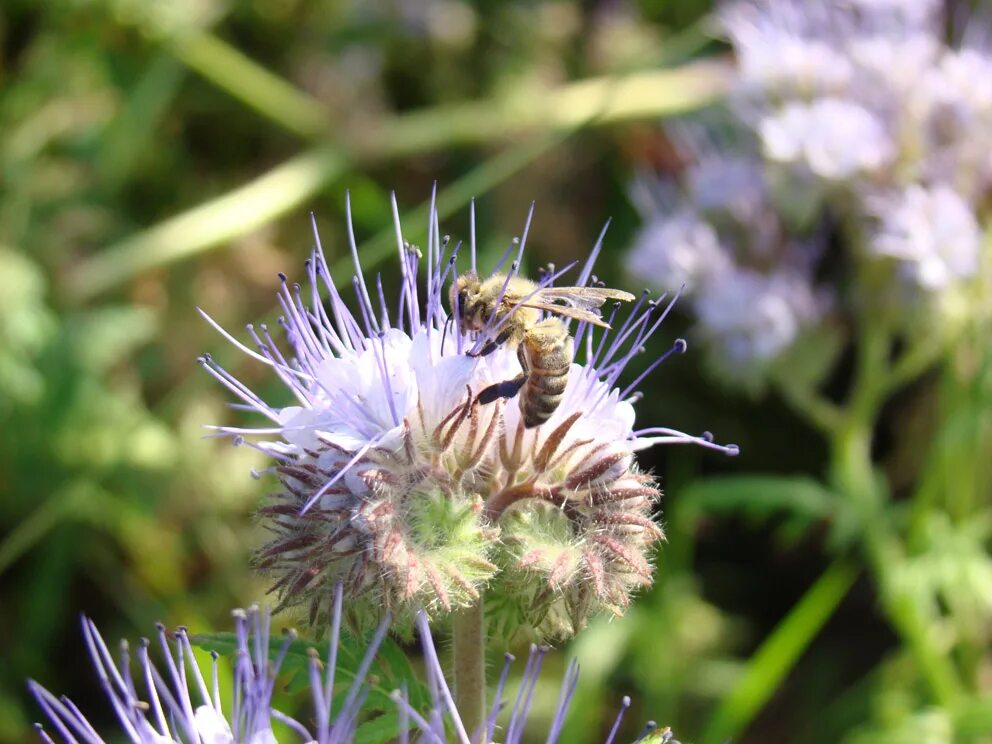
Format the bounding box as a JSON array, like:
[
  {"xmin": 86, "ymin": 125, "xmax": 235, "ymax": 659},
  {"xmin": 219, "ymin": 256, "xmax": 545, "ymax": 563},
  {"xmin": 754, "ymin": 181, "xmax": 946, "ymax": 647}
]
[
  {"xmin": 29, "ymin": 586, "xmax": 384, "ymax": 744},
  {"xmin": 29, "ymin": 590, "xmax": 678, "ymax": 744},
  {"xmin": 199, "ymin": 196, "xmax": 736, "ymax": 640}
]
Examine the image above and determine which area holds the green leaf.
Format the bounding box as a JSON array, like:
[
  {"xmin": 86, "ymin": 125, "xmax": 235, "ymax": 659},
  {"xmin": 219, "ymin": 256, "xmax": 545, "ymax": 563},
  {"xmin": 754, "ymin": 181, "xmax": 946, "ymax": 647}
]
[
  {"xmin": 680, "ymin": 475, "xmax": 837, "ymax": 522},
  {"xmin": 68, "ymin": 307, "xmax": 158, "ymax": 373},
  {"xmin": 680, "ymin": 474, "xmax": 851, "ymax": 548},
  {"xmin": 775, "ymin": 319, "xmax": 845, "ymax": 392},
  {"xmin": 354, "ymin": 711, "xmax": 407, "ymax": 744}
]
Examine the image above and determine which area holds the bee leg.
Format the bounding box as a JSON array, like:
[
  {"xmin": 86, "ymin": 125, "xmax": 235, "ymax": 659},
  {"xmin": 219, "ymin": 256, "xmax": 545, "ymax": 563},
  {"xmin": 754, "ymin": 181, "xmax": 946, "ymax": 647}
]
[
  {"xmin": 477, "ymin": 345, "xmax": 530, "ymax": 405},
  {"xmin": 477, "ymin": 373, "xmax": 528, "ymax": 405},
  {"xmin": 467, "ymin": 327, "xmax": 513, "ymax": 357}
]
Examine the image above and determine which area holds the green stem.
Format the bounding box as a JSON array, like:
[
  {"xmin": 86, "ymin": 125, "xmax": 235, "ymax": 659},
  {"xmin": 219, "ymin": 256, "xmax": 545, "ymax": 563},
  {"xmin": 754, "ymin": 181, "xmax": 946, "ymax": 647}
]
[
  {"xmin": 701, "ymin": 559, "xmax": 859, "ymax": 744},
  {"xmin": 828, "ymin": 320, "xmax": 965, "ymax": 707},
  {"xmin": 172, "ymin": 31, "xmax": 329, "ymax": 139},
  {"xmin": 776, "ymin": 376, "xmax": 842, "ymax": 434},
  {"xmin": 66, "ymin": 61, "xmax": 729, "ymax": 301},
  {"xmin": 452, "ymin": 599, "xmax": 486, "ymax": 740}
]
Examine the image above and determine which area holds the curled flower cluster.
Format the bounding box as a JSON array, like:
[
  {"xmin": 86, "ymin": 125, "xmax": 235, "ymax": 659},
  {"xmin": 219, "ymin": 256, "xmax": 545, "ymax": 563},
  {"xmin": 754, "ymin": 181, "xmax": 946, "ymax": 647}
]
[
  {"xmin": 629, "ymin": 0, "xmax": 991, "ymax": 386},
  {"xmin": 200, "ymin": 197, "xmax": 735, "ymax": 641},
  {"xmin": 29, "ymin": 588, "xmax": 680, "ymax": 744}
]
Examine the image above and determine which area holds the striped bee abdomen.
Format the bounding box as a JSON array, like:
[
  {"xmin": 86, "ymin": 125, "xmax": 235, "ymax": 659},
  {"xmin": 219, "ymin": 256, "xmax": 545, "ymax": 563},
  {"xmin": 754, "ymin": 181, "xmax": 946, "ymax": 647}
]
[{"xmin": 519, "ymin": 319, "xmax": 573, "ymax": 428}]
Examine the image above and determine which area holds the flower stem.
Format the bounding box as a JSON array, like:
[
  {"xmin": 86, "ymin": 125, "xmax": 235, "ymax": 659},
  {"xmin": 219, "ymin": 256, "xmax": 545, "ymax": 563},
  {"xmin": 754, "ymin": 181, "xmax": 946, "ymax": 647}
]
[
  {"xmin": 452, "ymin": 599, "xmax": 487, "ymax": 739},
  {"xmin": 701, "ymin": 558, "xmax": 859, "ymax": 744},
  {"xmin": 827, "ymin": 319, "xmax": 965, "ymax": 707}
]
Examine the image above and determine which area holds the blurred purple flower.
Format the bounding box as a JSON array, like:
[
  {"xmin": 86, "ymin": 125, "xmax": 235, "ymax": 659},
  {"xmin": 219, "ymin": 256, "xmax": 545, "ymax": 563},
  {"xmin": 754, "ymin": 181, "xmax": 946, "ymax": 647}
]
[
  {"xmin": 870, "ymin": 184, "xmax": 981, "ymax": 290},
  {"xmin": 627, "ymin": 210, "xmax": 730, "ymax": 294},
  {"xmin": 695, "ymin": 268, "xmax": 828, "ymax": 370},
  {"xmin": 759, "ymin": 98, "xmax": 894, "ymax": 179},
  {"xmin": 628, "ymin": 0, "xmax": 992, "ymax": 386}
]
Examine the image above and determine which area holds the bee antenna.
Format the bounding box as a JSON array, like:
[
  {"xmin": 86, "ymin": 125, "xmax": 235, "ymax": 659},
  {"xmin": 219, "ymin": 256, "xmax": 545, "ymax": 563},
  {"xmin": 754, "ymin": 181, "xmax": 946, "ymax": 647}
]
[{"xmin": 441, "ymin": 313, "xmax": 454, "ymax": 355}]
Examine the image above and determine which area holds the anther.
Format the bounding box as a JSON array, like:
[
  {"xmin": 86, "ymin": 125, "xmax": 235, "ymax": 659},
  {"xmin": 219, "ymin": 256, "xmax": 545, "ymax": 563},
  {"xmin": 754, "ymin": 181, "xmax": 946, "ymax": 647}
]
[
  {"xmin": 674, "ymin": 338, "xmax": 688, "ymax": 353},
  {"xmin": 278, "ymin": 272, "xmax": 287, "ymax": 282}
]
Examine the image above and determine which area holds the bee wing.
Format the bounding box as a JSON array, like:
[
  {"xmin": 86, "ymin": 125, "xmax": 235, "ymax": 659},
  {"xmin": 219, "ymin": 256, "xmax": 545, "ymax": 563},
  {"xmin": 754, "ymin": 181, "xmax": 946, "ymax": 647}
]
[
  {"xmin": 532, "ymin": 286, "xmax": 637, "ymax": 311},
  {"xmin": 517, "ymin": 301, "xmax": 613, "ymax": 328}
]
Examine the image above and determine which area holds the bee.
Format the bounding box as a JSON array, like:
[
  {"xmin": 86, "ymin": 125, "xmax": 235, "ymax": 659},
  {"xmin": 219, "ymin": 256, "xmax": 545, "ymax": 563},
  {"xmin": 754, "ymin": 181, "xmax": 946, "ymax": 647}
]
[{"xmin": 450, "ymin": 271, "xmax": 635, "ymax": 428}]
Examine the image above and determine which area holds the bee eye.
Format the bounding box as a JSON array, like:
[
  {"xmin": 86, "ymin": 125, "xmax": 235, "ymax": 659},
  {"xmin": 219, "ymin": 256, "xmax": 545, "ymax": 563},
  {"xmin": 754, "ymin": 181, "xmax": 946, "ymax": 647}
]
[{"xmin": 457, "ymin": 290, "xmax": 468, "ymax": 312}]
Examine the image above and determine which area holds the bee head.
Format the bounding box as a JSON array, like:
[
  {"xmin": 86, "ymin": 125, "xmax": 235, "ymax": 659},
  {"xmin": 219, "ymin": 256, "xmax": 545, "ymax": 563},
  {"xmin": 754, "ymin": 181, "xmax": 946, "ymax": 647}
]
[{"xmin": 449, "ymin": 272, "xmax": 480, "ymax": 328}]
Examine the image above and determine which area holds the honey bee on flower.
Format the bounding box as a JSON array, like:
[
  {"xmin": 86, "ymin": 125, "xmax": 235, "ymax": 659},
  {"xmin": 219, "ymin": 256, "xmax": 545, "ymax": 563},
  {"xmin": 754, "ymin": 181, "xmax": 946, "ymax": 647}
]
[{"xmin": 198, "ymin": 193, "xmax": 736, "ymax": 641}]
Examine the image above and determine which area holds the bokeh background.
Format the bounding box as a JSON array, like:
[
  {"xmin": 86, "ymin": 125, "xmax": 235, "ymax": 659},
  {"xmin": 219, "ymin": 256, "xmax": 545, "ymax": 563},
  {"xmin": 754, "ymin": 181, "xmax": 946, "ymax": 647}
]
[{"xmin": 2, "ymin": 1, "xmax": 991, "ymax": 742}]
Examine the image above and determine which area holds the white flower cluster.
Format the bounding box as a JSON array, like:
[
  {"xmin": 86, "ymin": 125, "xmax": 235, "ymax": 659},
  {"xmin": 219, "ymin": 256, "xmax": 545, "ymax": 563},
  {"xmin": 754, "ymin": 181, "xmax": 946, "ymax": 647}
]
[
  {"xmin": 724, "ymin": 0, "xmax": 989, "ymax": 291},
  {"xmin": 628, "ymin": 137, "xmax": 828, "ymax": 386},
  {"xmin": 628, "ymin": 1, "xmax": 990, "ymax": 387}
]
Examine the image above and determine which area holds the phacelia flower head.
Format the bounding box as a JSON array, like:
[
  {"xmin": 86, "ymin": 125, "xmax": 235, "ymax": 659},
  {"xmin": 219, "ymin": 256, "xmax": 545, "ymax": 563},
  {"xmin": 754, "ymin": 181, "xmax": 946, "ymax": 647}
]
[
  {"xmin": 200, "ymin": 194, "xmax": 736, "ymax": 641},
  {"xmin": 30, "ymin": 589, "xmax": 676, "ymax": 743},
  {"xmin": 29, "ymin": 587, "xmax": 388, "ymax": 744}
]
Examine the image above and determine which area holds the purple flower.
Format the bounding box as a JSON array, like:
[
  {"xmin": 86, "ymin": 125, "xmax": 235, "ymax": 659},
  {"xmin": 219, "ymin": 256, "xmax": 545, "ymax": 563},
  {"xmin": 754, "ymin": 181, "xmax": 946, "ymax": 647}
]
[
  {"xmin": 29, "ymin": 586, "xmax": 386, "ymax": 744},
  {"xmin": 759, "ymin": 98, "xmax": 894, "ymax": 179},
  {"xmin": 627, "ymin": 210, "xmax": 731, "ymax": 294},
  {"xmin": 870, "ymin": 183, "xmax": 981, "ymax": 291},
  {"xmin": 694, "ymin": 268, "xmax": 827, "ymax": 372},
  {"xmin": 199, "ymin": 195, "xmax": 736, "ymax": 640},
  {"xmin": 29, "ymin": 589, "xmax": 678, "ymax": 743}
]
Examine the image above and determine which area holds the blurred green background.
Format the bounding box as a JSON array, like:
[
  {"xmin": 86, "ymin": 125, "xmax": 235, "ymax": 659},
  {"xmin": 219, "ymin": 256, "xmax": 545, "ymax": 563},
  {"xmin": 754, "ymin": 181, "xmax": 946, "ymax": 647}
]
[{"xmin": 2, "ymin": 1, "xmax": 991, "ymax": 742}]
